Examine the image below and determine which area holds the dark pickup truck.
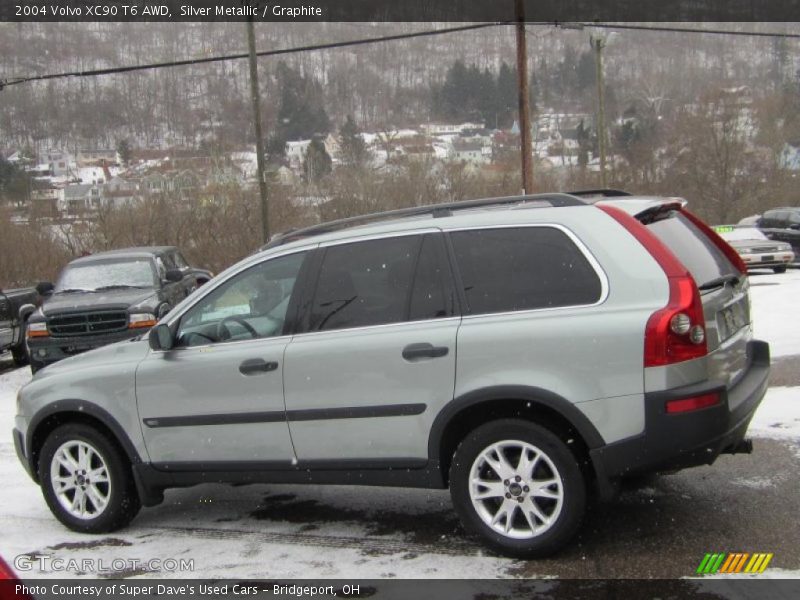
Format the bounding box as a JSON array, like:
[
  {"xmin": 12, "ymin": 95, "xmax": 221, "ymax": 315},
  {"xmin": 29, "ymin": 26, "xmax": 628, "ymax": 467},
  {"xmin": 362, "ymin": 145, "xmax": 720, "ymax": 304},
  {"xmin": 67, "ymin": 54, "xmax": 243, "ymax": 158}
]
[
  {"xmin": 25, "ymin": 246, "xmax": 212, "ymax": 373},
  {"xmin": 758, "ymin": 207, "xmax": 800, "ymax": 265},
  {"xmin": 0, "ymin": 286, "xmax": 39, "ymax": 366}
]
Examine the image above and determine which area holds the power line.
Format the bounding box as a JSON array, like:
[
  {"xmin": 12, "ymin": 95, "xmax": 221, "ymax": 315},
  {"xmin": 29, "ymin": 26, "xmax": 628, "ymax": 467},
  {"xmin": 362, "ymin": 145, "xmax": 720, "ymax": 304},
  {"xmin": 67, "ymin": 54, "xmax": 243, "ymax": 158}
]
[
  {"xmin": 1, "ymin": 22, "xmax": 509, "ymax": 89},
  {"xmin": 568, "ymin": 22, "xmax": 800, "ymax": 39}
]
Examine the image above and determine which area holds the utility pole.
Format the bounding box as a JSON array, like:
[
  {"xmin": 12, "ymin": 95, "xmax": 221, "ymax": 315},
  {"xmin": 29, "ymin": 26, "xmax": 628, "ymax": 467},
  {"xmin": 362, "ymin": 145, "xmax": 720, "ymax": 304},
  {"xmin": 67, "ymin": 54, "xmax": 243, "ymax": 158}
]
[
  {"xmin": 246, "ymin": 17, "xmax": 270, "ymax": 244},
  {"xmin": 515, "ymin": 0, "xmax": 533, "ymax": 194},
  {"xmin": 590, "ymin": 35, "xmax": 608, "ymax": 188}
]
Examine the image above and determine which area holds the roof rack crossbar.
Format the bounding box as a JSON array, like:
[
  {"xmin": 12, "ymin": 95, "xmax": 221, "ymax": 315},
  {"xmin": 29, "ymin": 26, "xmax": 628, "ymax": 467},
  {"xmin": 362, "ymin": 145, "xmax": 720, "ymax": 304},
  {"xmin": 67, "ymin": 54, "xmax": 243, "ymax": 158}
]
[
  {"xmin": 567, "ymin": 189, "xmax": 632, "ymax": 198},
  {"xmin": 264, "ymin": 192, "xmax": 587, "ymax": 248}
]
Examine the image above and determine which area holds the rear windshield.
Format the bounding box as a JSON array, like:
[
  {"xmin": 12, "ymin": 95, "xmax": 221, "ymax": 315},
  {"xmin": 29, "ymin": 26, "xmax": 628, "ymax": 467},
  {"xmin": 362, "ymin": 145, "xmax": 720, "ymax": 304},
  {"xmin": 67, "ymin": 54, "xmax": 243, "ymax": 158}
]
[{"xmin": 646, "ymin": 212, "xmax": 739, "ymax": 287}]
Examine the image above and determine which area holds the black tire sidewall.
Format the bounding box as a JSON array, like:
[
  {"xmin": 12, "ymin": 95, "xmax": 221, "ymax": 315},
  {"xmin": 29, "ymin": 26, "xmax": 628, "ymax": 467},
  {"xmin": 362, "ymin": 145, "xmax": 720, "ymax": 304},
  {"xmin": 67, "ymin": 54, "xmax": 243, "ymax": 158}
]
[
  {"xmin": 11, "ymin": 341, "xmax": 29, "ymax": 366},
  {"xmin": 39, "ymin": 423, "xmax": 140, "ymax": 533},
  {"xmin": 450, "ymin": 419, "xmax": 586, "ymax": 558}
]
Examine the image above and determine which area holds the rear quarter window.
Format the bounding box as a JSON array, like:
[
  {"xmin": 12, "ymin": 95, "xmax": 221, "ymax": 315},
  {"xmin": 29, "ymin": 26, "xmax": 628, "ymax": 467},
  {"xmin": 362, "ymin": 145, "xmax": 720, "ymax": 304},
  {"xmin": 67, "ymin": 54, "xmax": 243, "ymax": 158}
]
[{"xmin": 450, "ymin": 227, "xmax": 602, "ymax": 315}]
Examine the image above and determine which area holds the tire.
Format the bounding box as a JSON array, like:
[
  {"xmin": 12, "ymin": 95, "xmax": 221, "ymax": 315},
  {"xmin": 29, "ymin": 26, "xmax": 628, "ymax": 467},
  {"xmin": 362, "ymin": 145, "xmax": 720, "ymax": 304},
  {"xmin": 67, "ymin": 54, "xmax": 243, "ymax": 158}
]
[
  {"xmin": 773, "ymin": 266, "xmax": 787, "ymax": 274},
  {"xmin": 449, "ymin": 419, "xmax": 586, "ymax": 558},
  {"xmin": 11, "ymin": 340, "xmax": 29, "ymax": 367},
  {"xmin": 38, "ymin": 423, "xmax": 141, "ymax": 533}
]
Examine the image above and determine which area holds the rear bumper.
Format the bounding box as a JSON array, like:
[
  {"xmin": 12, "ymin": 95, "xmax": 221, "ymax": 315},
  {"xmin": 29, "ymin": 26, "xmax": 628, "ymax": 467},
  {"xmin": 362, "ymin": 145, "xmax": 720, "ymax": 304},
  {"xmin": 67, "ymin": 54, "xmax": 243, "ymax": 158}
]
[
  {"xmin": 591, "ymin": 340, "xmax": 770, "ymax": 480},
  {"xmin": 27, "ymin": 329, "xmax": 143, "ymax": 367}
]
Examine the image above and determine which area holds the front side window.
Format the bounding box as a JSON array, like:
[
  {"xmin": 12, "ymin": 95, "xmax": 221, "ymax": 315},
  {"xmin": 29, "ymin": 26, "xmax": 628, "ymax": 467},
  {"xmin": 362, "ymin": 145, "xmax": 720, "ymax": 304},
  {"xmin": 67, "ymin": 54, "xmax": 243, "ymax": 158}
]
[
  {"xmin": 450, "ymin": 227, "xmax": 602, "ymax": 315},
  {"xmin": 176, "ymin": 252, "xmax": 305, "ymax": 346}
]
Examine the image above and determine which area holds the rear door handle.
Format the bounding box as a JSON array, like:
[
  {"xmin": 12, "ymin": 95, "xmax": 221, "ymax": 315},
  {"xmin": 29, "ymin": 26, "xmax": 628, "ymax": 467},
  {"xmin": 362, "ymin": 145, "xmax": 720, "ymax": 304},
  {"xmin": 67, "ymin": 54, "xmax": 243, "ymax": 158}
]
[
  {"xmin": 239, "ymin": 358, "xmax": 279, "ymax": 375},
  {"xmin": 402, "ymin": 343, "xmax": 449, "ymax": 361}
]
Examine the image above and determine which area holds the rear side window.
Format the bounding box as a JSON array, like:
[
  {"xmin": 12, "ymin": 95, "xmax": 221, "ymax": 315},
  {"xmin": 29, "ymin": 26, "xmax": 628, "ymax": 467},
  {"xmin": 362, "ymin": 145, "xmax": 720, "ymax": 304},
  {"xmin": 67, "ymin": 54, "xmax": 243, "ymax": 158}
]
[
  {"xmin": 308, "ymin": 234, "xmax": 453, "ymax": 332},
  {"xmin": 646, "ymin": 212, "xmax": 738, "ymax": 287},
  {"xmin": 450, "ymin": 227, "xmax": 602, "ymax": 315}
]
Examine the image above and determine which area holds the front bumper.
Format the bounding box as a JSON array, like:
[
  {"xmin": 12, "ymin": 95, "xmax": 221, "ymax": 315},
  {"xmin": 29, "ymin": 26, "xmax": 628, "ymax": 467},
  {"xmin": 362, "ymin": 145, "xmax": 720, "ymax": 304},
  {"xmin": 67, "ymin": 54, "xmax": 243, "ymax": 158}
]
[
  {"xmin": 591, "ymin": 340, "xmax": 770, "ymax": 480},
  {"xmin": 13, "ymin": 427, "xmax": 35, "ymax": 480},
  {"xmin": 26, "ymin": 328, "xmax": 143, "ymax": 367}
]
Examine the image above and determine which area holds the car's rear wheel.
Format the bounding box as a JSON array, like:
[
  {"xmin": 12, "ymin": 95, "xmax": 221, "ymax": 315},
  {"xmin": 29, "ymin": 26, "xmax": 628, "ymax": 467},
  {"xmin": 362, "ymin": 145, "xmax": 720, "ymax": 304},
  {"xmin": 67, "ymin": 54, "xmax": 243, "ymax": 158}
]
[
  {"xmin": 450, "ymin": 419, "xmax": 586, "ymax": 558},
  {"xmin": 39, "ymin": 423, "xmax": 140, "ymax": 533}
]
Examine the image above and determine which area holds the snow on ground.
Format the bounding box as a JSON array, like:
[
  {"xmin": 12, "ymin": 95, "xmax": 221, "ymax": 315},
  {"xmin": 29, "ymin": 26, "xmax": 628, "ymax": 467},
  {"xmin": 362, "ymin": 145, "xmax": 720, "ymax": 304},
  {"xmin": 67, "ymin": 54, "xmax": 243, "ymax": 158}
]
[{"xmin": 749, "ymin": 269, "xmax": 800, "ymax": 358}]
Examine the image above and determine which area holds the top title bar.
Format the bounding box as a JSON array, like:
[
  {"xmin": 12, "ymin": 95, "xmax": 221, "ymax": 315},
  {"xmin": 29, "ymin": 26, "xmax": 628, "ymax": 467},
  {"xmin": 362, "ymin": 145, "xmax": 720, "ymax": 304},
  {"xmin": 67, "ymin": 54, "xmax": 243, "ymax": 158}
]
[{"xmin": 3, "ymin": 0, "xmax": 800, "ymax": 23}]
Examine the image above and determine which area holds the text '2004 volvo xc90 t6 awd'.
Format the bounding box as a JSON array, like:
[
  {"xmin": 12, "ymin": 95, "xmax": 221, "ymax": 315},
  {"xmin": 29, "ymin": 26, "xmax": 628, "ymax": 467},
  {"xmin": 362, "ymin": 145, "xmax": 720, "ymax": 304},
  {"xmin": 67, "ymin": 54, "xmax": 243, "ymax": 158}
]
[{"xmin": 13, "ymin": 190, "xmax": 769, "ymax": 558}]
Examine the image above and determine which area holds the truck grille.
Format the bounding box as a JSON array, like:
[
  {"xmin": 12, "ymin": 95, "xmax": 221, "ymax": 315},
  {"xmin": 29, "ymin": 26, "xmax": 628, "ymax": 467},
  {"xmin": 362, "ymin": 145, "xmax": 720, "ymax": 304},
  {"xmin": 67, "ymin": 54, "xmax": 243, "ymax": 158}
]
[{"xmin": 48, "ymin": 311, "xmax": 128, "ymax": 337}]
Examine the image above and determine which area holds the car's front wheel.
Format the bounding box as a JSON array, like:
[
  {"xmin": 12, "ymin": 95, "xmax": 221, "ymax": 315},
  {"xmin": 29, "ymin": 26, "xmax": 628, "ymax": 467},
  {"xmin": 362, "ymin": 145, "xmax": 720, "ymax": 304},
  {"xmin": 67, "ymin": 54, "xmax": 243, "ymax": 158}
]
[
  {"xmin": 449, "ymin": 419, "xmax": 586, "ymax": 558},
  {"xmin": 39, "ymin": 423, "xmax": 141, "ymax": 533}
]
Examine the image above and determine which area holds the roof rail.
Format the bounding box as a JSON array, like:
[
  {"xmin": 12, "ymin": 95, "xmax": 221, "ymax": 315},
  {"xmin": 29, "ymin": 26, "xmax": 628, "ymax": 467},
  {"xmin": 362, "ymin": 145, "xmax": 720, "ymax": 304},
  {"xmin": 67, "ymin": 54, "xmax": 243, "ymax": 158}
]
[
  {"xmin": 567, "ymin": 189, "xmax": 632, "ymax": 198},
  {"xmin": 263, "ymin": 192, "xmax": 587, "ymax": 249}
]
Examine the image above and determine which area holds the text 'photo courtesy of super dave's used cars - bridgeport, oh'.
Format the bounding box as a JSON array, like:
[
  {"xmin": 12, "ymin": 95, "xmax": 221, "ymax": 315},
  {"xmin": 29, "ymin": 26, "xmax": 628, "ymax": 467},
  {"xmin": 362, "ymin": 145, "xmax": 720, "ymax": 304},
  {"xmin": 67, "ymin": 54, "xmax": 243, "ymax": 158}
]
[{"xmin": 10, "ymin": 190, "xmax": 771, "ymax": 559}]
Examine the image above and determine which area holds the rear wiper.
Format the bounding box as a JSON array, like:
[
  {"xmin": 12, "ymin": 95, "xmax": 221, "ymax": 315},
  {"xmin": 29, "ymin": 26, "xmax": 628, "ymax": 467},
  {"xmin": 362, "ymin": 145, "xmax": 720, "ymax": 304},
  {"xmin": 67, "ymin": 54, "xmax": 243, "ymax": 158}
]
[
  {"xmin": 698, "ymin": 274, "xmax": 740, "ymax": 291},
  {"xmin": 55, "ymin": 288, "xmax": 94, "ymax": 294},
  {"xmin": 94, "ymin": 284, "xmax": 148, "ymax": 291}
]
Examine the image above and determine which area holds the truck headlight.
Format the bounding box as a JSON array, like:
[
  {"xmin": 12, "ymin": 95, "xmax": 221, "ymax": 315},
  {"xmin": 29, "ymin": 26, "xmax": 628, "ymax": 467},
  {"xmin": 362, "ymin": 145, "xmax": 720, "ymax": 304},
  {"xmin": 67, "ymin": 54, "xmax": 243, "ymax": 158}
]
[
  {"xmin": 26, "ymin": 322, "xmax": 49, "ymax": 338},
  {"xmin": 129, "ymin": 313, "xmax": 158, "ymax": 329}
]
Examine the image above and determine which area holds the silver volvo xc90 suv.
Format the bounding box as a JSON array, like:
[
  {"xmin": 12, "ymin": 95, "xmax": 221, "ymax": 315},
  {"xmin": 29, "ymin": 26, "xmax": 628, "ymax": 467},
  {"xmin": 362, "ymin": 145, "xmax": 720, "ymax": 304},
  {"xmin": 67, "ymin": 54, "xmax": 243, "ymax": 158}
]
[{"xmin": 13, "ymin": 190, "xmax": 769, "ymax": 557}]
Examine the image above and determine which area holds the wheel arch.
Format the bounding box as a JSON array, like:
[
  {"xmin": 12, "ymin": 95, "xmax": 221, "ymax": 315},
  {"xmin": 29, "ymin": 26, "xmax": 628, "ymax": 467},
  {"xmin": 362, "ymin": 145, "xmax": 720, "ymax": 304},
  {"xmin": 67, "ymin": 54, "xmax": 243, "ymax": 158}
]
[
  {"xmin": 27, "ymin": 401, "xmax": 143, "ymax": 483},
  {"xmin": 429, "ymin": 386, "xmax": 606, "ymax": 487}
]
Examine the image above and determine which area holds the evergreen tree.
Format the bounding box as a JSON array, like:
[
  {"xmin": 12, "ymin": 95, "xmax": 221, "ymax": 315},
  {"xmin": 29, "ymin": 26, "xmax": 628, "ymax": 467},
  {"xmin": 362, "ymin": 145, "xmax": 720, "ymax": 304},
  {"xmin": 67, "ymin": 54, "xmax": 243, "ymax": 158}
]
[
  {"xmin": 116, "ymin": 139, "xmax": 132, "ymax": 166},
  {"xmin": 0, "ymin": 156, "xmax": 30, "ymax": 206},
  {"xmin": 496, "ymin": 62, "xmax": 518, "ymax": 128},
  {"xmin": 339, "ymin": 115, "xmax": 367, "ymax": 167},
  {"xmin": 303, "ymin": 138, "xmax": 332, "ymax": 183},
  {"xmin": 274, "ymin": 62, "xmax": 331, "ymax": 146}
]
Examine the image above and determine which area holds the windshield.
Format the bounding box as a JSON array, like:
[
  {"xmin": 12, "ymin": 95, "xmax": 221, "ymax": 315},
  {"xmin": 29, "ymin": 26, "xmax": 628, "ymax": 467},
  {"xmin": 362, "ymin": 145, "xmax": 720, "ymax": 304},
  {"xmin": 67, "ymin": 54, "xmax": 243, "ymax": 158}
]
[
  {"xmin": 56, "ymin": 258, "xmax": 157, "ymax": 292},
  {"xmin": 718, "ymin": 228, "xmax": 767, "ymax": 242}
]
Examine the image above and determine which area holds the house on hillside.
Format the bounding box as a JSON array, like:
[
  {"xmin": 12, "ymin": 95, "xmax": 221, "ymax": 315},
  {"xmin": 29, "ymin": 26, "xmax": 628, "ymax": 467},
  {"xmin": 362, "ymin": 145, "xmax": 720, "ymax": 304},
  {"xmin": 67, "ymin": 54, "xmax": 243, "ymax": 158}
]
[
  {"xmin": 78, "ymin": 148, "xmax": 117, "ymax": 166},
  {"xmin": 450, "ymin": 139, "xmax": 490, "ymax": 165},
  {"xmin": 60, "ymin": 183, "xmax": 101, "ymax": 217},
  {"xmin": 286, "ymin": 140, "xmax": 312, "ymax": 170}
]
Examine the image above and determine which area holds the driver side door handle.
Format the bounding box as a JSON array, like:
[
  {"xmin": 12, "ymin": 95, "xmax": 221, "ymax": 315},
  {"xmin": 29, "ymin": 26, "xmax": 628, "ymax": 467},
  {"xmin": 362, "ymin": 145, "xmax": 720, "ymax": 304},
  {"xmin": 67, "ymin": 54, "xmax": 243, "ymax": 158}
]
[
  {"xmin": 239, "ymin": 358, "xmax": 279, "ymax": 375},
  {"xmin": 402, "ymin": 343, "xmax": 449, "ymax": 361}
]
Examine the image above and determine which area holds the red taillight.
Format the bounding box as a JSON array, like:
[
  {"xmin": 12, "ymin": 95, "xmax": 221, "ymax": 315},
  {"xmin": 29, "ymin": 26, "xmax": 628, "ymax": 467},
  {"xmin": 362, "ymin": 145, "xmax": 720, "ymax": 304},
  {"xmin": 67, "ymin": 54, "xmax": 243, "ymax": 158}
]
[
  {"xmin": 644, "ymin": 276, "xmax": 707, "ymax": 366},
  {"xmin": 599, "ymin": 204, "xmax": 708, "ymax": 367},
  {"xmin": 680, "ymin": 209, "xmax": 748, "ymax": 275},
  {"xmin": 666, "ymin": 392, "xmax": 721, "ymax": 414}
]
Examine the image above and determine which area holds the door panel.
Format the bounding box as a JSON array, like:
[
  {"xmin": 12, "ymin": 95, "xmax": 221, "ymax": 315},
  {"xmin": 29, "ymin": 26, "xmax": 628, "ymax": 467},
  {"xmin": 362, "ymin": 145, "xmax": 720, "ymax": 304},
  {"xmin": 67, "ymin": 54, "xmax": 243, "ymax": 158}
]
[
  {"xmin": 284, "ymin": 319, "xmax": 458, "ymax": 460},
  {"xmin": 283, "ymin": 232, "xmax": 459, "ymax": 462},
  {"xmin": 135, "ymin": 251, "xmax": 309, "ymax": 465},
  {"xmin": 136, "ymin": 338, "xmax": 293, "ymax": 464}
]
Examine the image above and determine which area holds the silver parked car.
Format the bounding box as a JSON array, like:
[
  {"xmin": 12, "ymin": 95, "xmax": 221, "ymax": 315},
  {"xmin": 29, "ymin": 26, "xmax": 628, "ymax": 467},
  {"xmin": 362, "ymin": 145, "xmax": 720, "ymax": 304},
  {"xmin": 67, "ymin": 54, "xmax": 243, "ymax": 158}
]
[
  {"xmin": 715, "ymin": 225, "xmax": 794, "ymax": 274},
  {"xmin": 13, "ymin": 191, "xmax": 769, "ymax": 558}
]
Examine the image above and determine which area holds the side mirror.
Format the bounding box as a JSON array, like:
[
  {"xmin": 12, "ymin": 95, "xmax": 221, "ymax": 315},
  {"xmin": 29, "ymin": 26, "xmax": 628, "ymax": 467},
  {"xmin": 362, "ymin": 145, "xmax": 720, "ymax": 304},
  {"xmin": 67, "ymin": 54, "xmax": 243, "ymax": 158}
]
[
  {"xmin": 790, "ymin": 224, "xmax": 800, "ymax": 231},
  {"xmin": 36, "ymin": 282, "xmax": 55, "ymax": 296},
  {"xmin": 149, "ymin": 323, "xmax": 175, "ymax": 351},
  {"xmin": 165, "ymin": 269, "xmax": 184, "ymax": 283}
]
